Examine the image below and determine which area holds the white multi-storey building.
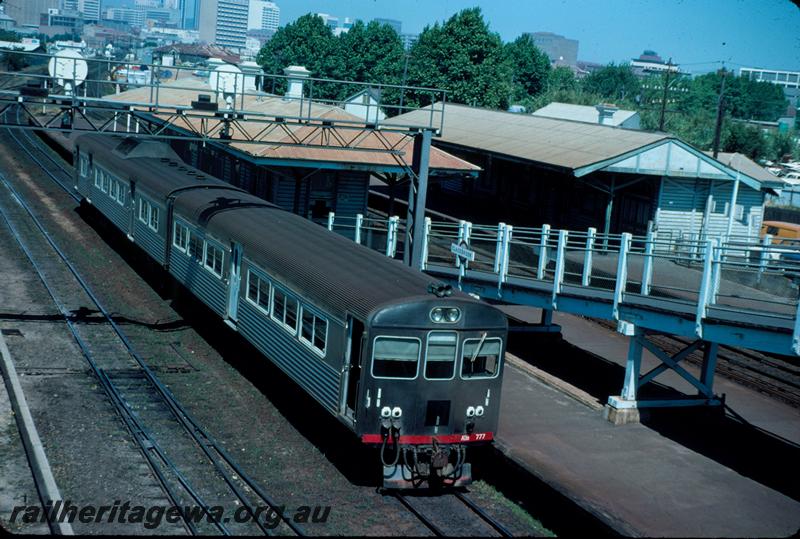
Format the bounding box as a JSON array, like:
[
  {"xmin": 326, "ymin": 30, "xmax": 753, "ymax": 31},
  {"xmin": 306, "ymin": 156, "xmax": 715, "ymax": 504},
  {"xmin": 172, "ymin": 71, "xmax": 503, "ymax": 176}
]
[
  {"xmin": 199, "ymin": 0, "xmax": 249, "ymax": 51},
  {"xmin": 740, "ymin": 67, "xmax": 800, "ymax": 109},
  {"xmin": 248, "ymin": 0, "xmax": 279, "ymax": 32}
]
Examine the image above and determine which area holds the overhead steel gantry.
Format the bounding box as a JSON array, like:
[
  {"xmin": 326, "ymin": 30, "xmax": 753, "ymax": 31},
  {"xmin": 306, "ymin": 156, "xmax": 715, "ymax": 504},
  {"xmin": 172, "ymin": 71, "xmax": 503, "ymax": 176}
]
[{"xmin": 0, "ymin": 50, "xmax": 446, "ymax": 267}]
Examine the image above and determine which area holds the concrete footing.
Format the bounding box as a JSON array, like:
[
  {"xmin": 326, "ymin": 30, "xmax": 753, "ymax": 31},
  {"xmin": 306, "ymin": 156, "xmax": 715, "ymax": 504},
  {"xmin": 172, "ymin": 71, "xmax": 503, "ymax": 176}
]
[{"xmin": 602, "ymin": 404, "xmax": 642, "ymax": 425}]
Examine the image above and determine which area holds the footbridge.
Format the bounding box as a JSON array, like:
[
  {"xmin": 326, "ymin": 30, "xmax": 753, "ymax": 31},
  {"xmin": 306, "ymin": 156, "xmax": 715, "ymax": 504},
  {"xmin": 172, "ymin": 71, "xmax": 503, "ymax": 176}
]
[{"xmin": 326, "ymin": 212, "xmax": 800, "ymax": 413}]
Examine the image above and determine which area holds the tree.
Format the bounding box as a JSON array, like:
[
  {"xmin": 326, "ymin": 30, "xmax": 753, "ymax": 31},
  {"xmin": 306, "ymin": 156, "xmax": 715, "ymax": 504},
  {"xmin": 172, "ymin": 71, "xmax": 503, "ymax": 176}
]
[
  {"xmin": 723, "ymin": 122, "xmax": 768, "ymax": 160},
  {"xmin": 504, "ymin": 34, "xmax": 550, "ymax": 102},
  {"xmin": 332, "ymin": 20, "xmax": 406, "ymax": 103},
  {"xmin": 256, "ymin": 14, "xmax": 340, "ymax": 97},
  {"xmin": 405, "ymin": 8, "xmax": 513, "ymax": 109},
  {"xmin": 581, "ymin": 63, "xmax": 641, "ymax": 102}
]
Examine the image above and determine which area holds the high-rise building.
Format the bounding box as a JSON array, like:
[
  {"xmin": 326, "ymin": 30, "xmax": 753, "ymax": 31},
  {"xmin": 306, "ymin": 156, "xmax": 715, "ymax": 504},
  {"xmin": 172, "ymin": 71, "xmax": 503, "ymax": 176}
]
[
  {"xmin": 315, "ymin": 13, "xmax": 339, "ymax": 31},
  {"xmin": 247, "ymin": 0, "xmax": 279, "ymax": 32},
  {"xmin": 401, "ymin": 33, "xmax": 418, "ymax": 51},
  {"xmin": 106, "ymin": 7, "xmax": 146, "ymax": 28},
  {"xmin": 528, "ymin": 31, "xmax": 579, "ymax": 67},
  {"xmin": 78, "ymin": 0, "xmax": 100, "ymax": 22},
  {"xmin": 198, "ymin": 0, "xmax": 249, "ymax": 51},
  {"xmin": 5, "ymin": 0, "xmax": 59, "ymax": 27},
  {"xmin": 181, "ymin": 0, "xmax": 201, "ymax": 30},
  {"xmin": 373, "ymin": 18, "xmax": 401, "ymax": 34},
  {"xmin": 61, "ymin": 0, "xmax": 78, "ymax": 11}
]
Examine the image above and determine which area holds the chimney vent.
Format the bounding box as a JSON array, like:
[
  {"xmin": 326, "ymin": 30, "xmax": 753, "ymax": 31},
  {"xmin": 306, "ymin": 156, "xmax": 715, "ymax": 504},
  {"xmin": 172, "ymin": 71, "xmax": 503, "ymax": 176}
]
[
  {"xmin": 283, "ymin": 65, "xmax": 311, "ymax": 100},
  {"xmin": 595, "ymin": 103, "xmax": 618, "ymax": 126}
]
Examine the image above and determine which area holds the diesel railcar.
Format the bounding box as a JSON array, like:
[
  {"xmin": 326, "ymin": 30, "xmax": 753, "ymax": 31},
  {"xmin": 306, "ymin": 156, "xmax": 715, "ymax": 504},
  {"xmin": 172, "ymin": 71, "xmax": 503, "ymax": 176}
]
[{"xmin": 72, "ymin": 134, "xmax": 508, "ymax": 488}]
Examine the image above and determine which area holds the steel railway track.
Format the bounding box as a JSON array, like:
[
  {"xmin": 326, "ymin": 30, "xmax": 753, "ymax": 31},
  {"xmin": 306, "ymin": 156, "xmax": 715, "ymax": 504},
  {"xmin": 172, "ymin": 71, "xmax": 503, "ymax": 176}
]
[
  {"xmin": 393, "ymin": 490, "xmax": 514, "ymax": 537},
  {"xmin": 0, "ymin": 168, "xmax": 303, "ymax": 535}
]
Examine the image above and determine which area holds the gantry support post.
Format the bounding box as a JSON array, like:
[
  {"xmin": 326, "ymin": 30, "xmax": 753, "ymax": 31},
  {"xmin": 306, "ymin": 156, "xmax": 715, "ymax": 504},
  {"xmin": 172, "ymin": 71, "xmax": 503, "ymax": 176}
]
[{"xmin": 405, "ymin": 129, "xmax": 432, "ymax": 268}]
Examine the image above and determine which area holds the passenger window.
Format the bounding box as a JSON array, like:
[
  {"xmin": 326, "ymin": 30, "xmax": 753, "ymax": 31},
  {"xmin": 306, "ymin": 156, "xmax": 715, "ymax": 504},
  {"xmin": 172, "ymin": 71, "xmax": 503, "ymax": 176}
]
[
  {"xmin": 300, "ymin": 307, "xmax": 327, "ymax": 355},
  {"xmin": 372, "ymin": 337, "xmax": 420, "ymax": 379},
  {"xmin": 461, "ymin": 338, "xmax": 502, "ymax": 379},
  {"xmin": 767, "ymin": 226, "xmax": 779, "ymax": 235},
  {"xmin": 271, "ymin": 288, "xmax": 298, "ymax": 333},
  {"xmin": 425, "ymin": 332, "xmax": 457, "ymax": 379}
]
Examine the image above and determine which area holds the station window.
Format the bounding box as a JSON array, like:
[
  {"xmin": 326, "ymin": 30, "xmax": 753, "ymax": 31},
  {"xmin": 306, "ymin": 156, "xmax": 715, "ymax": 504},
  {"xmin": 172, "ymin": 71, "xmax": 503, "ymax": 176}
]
[
  {"xmin": 300, "ymin": 307, "xmax": 327, "ymax": 356},
  {"xmin": 246, "ymin": 271, "xmax": 271, "ymax": 312},
  {"xmin": 204, "ymin": 242, "xmax": 224, "ymax": 277},
  {"xmin": 271, "ymin": 287, "xmax": 298, "ymax": 334},
  {"xmin": 461, "ymin": 338, "xmax": 502, "ymax": 379},
  {"xmin": 372, "ymin": 337, "xmax": 420, "ymax": 379},
  {"xmin": 173, "ymin": 222, "xmax": 189, "ymax": 252},
  {"xmin": 425, "ymin": 332, "xmax": 457, "ymax": 380}
]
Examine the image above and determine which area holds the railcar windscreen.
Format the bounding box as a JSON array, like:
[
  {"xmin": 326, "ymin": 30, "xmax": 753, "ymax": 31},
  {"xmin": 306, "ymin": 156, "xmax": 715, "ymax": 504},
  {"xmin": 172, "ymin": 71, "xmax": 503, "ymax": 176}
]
[
  {"xmin": 425, "ymin": 332, "xmax": 457, "ymax": 379},
  {"xmin": 372, "ymin": 337, "xmax": 420, "ymax": 379},
  {"xmin": 461, "ymin": 338, "xmax": 502, "ymax": 379}
]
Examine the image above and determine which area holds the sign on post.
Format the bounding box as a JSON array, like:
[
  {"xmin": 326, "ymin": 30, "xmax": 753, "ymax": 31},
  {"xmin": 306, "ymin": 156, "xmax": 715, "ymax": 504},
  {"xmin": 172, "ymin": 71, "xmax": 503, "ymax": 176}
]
[{"xmin": 451, "ymin": 240, "xmax": 476, "ymax": 267}]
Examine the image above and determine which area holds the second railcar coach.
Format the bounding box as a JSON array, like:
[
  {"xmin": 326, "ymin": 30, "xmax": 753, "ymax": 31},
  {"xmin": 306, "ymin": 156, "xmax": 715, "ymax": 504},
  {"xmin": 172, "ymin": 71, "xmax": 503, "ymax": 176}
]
[{"xmin": 73, "ymin": 134, "xmax": 508, "ymax": 488}]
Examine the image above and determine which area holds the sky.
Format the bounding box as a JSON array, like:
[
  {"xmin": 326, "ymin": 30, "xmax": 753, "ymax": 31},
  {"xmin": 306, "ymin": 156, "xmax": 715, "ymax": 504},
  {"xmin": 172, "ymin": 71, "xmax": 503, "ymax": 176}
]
[{"xmin": 277, "ymin": 0, "xmax": 800, "ymax": 74}]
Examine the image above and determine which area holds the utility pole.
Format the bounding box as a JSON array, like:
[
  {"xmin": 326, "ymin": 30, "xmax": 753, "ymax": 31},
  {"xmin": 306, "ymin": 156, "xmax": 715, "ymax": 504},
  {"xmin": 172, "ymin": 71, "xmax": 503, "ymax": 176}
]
[
  {"xmin": 712, "ymin": 67, "xmax": 727, "ymax": 158},
  {"xmin": 658, "ymin": 58, "xmax": 673, "ymax": 131}
]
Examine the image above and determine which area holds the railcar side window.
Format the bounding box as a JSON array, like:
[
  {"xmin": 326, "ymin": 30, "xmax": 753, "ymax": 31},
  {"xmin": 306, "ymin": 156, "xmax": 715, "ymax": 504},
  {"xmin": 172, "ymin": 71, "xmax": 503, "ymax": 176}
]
[
  {"xmin": 149, "ymin": 206, "xmax": 159, "ymax": 232},
  {"xmin": 188, "ymin": 234, "xmax": 203, "ymax": 259},
  {"xmin": 372, "ymin": 337, "xmax": 420, "ymax": 379},
  {"xmin": 271, "ymin": 288, "xmax": 298, "ymax": 334},
  {"xmin": 79, "ymin": 155, "xmax": 89, "ymax": 177},
  {"xmin": 425, "ymin": 332, "xmax": 457, "ymax": 379},
  {"xmin": 173, "ymin": 222, "xmax": 189, "ymax": 252},
  {"xmin": 204, "ymin": 243, "xmax": 224, "ymax": 277},
  {"xmin": 94, "ymin": 169, "xmax": 101, "ymax": 188},
  {"xmin": 138, "ymin": 198, "xmax": 147, "ymax": 223},
  {"xmin": 115, "ymin": 182, "xmax": 126, "ymax": 205},
  {"xmin": 300, "ymin": 308, "xmax": 327, "ymax": 356},
  {"xmin": 461, "ymin": 338, "xmax": 502, "ymax": 379},
  {"xmin": 101, "ymin": 171, "xmax": 110, "ymax": 193},
  {"xmin": 110, "ymin": 180, "xmax": 118, "ymax": 201},
  {"xmin": 246, "ymin": 271, "xmax": 271, "ymax": 312}
]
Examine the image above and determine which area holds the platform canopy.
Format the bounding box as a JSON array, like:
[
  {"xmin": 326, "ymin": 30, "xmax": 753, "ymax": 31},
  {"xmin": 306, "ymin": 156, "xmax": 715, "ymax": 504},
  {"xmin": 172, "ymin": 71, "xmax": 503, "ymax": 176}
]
[
  {"xmin": 390, "ymin": 103, "xmax": 783, "ymax": 191},
  {"xmin": 104, "ymin": 81, "xmax": 479, "ymax": 175}
]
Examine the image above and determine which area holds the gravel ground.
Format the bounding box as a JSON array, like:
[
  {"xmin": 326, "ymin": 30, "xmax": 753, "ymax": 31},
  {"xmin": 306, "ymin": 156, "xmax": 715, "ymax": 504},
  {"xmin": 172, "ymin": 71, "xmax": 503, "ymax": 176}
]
[{"xmin": 0, "ymin": 133, "xmax": 553, "ymax": 536}]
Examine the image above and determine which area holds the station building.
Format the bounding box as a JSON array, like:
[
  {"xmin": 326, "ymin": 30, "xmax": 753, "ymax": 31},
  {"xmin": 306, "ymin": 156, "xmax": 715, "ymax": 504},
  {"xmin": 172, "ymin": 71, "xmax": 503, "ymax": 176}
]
[{"xmin": 390, "ymin": 103, "xmax": 783, "ymax": 240}]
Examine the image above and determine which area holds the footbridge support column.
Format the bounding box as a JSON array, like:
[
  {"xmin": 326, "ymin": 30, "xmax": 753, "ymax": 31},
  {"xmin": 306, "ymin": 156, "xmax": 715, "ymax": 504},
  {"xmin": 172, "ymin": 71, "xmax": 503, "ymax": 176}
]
[{"xmin": 604, "ymin": 326, "xmax": 724, "ymax": 425}]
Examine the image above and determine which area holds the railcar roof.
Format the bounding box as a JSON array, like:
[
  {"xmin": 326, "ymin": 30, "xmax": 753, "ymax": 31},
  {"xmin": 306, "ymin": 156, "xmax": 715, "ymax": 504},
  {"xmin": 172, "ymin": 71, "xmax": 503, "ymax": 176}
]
[{"xmin": 172, "ymin": 187, "xmax": 460, "ymax": 319}]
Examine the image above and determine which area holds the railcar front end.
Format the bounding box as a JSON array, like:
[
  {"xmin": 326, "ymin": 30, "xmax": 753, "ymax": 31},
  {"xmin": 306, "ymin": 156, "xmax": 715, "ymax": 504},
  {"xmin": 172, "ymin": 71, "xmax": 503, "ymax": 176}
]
[{"xmin": 357, "ymin": 294, "xmax": 507, "ymax": 489}]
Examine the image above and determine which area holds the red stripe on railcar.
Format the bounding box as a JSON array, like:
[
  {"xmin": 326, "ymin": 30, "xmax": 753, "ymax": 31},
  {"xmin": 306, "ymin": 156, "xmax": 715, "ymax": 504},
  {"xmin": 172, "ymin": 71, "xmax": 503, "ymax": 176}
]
[{"xmin": 361, "ymin": 432, "xmax": 494, "ymax": 444}]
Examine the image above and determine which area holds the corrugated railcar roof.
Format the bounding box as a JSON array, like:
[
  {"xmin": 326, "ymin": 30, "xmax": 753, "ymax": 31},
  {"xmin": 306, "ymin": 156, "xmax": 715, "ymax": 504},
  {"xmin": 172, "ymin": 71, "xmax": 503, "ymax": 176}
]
[{"xmin": 172, "ymin": 187, "xmax": 458, "ymax": 320}]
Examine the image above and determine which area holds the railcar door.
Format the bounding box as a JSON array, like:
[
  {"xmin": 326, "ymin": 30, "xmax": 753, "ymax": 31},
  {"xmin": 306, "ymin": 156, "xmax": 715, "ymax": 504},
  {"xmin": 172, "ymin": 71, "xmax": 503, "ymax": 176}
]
[{"xmin": 226, "ymin": 242, "xmax": 243, "ymax": 323}]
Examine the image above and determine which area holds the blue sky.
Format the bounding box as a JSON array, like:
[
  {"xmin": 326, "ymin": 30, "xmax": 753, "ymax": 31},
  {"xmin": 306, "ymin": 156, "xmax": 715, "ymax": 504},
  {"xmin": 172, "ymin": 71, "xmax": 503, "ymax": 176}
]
[{"xmin": 277, "ymin": 0, "xmax": 800, "ymax": 73}]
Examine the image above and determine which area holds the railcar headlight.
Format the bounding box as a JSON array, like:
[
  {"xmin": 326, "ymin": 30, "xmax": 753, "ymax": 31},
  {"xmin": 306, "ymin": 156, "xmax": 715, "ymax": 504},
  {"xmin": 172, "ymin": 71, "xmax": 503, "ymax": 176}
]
[
  {"xmin": 445, "ymin": 308, "xmax": 461, "ymax": 322},
  {"xmin": 430, "ymin": 308, "xmax": 444, "ymax": 323},
  {"xmin": 391, "ymin": 407, "xmax": 402, "ymax": 418},
  {"xmin": 466, "ymin": 406, "xmax": 476, "ymax": 417},
  {"xmin": 475, "ymin": 406, "xmax": 485, "ymax": 417},
  {"xmin": 380, "ymin": 406, "xmax": 392, "ymax": 418}
]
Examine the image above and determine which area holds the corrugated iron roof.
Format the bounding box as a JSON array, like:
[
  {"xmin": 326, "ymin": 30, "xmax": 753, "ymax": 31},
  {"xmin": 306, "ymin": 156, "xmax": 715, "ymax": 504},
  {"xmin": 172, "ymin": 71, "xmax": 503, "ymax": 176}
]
[
  {"xmin": 104, "ymin": 80, "xmax": 478, "ymax": 173},
  {"xmin": 705, "ymin": 151, "xmax": 783, "ymax": 187},
  {"xmin": 389, "ymin": 102, "xmax": 669, "ymax": 170}
]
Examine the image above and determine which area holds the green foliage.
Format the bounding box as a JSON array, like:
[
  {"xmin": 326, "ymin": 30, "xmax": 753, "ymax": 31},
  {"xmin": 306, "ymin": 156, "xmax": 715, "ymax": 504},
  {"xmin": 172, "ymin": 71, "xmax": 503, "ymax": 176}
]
[
  {"xmin": 722, "ymin": 122, "xmax": 768, "ymax": 160},
  {"xmin": 256, "ymin": 14, "xmax": 339, "ymax": 97},
  {"xmin": 404, "ymin": 8, "xmax": 512, "ymax": 109},
  {"xmin": 581, "ymin": 63, "xmax": 641, "ymax": 101},
  {"xmin": 766, "ymin": 130, "xmax": 798, "ymax": 161},
  {"xmin": 0, "ymin": 30, "xmax": 21, "ymax": 42},
  {"xmin": 504, "ymin": 34, "xmax": 550, "ymax": 102}
]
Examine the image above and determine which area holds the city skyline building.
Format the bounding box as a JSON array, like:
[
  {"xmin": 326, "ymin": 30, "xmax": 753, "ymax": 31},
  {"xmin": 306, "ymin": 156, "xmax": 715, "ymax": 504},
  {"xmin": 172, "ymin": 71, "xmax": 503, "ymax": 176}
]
[
  {"xmin": 248, "ymin": 0, "xmax": 279, "ymax": 32},
  {"xmin": 4, "ymin": 0, "xmax": 59, "ymax": 27},
  {"xmin": 198, "ymin": 0, "xmax": 249, "ymax": 51},
  {"xmin": 528, "ymin": 31, "xmax": 579, "ymax": 67},
  {"xmin": 180, "ymin": 0, "xmax": 201, "ymax": 30},
  {"xmin": 373, "ymin": 17, "xmax": 401, "ymax": 34}
]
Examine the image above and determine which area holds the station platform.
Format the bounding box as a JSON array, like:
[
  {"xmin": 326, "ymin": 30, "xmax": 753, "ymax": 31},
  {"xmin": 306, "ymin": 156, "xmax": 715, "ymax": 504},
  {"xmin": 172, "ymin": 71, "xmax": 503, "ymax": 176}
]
[{"xmin": 495, "ymin": 306, "xmax": 800, "ymax": 537}]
